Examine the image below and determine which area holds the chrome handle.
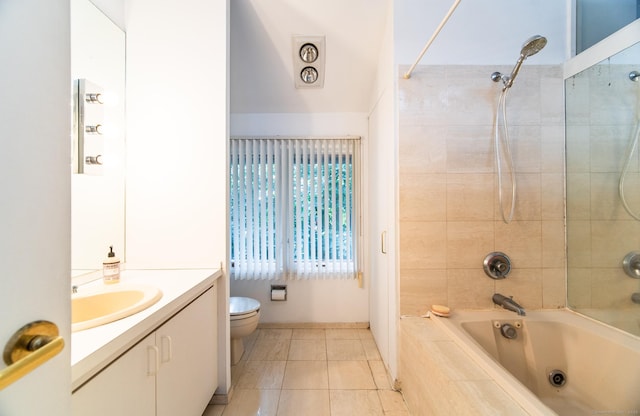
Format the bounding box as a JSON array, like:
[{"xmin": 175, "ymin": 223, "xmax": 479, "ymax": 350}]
[{"xmin": 0, "ymin": 321, "xmax": 64, "ymax": 390}]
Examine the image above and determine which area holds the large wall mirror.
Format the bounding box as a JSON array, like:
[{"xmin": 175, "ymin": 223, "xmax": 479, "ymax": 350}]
[
  {"xmin": 566, "ymin": 38, "xmax": 640, "ymax": 336},
  {"xmin": 71, "ymin": 0, "xmax": 125, "ymax": 276}
]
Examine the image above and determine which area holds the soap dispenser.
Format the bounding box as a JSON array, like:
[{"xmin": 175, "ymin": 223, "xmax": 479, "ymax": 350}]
[{"xmin": 103, "ymin": 246, "xmax": 120, "ymax": 284}]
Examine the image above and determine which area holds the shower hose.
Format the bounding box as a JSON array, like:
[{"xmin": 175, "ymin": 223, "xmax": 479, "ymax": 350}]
[
  {"xmin": 495, "ymin": 87, "xmax": 516, "ymax": 224},
  {"xmin": 619, "ymin": 121, "xmax": 640, "ymax": 220}
]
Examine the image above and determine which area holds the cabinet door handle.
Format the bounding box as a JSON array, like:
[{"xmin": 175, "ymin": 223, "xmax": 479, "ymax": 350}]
[
  {"xmin": 160, "ymin": 335, "xmax": 172, "ymax": 363},
  {"xmin": 147, "ymin": 345, "xmax": 159, "ymax": 376}
]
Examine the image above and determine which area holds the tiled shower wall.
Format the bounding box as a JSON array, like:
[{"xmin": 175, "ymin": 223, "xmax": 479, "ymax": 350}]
[
  {"xmin": 398, "ymin": 65, "xmax": 566, "ymax": 316},
  {"xmin": 566, "ymin": 63, "xmax": 640, "ymax": 309}
]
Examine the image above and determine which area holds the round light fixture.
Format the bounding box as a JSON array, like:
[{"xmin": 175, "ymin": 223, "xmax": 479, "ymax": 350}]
[
  {"xmin": 299, "ymin": 43, "xmax": 318, "ymax": 63},
  {"xmin": 300, "ymin": 67, "xmax": 318, "ymax": 84}
]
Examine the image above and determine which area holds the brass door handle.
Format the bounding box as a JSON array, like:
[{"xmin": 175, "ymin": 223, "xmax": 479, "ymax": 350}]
[{"xmin": 0, "ymin": 320, "xmax": 64, "ymax": 390}]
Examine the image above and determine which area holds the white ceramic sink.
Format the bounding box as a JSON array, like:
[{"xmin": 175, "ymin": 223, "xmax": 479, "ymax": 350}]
[{"xmin": 72, "ymin": 283, "xmax": 163, "ymax": 332}]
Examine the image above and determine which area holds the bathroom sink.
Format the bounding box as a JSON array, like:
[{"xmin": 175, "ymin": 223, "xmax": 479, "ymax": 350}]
[{"xmin": 72, "ymin": 283, "xmax": 163, "ymax": 332}]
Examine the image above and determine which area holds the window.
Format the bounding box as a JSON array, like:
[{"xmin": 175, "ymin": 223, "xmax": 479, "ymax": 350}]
[{"xmin": 230, "ymin": 137, "xmax": 360, "ymax": 280}]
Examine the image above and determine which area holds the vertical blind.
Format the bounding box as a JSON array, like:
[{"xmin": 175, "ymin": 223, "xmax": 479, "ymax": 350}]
[{"xmin": 230, "ymin": 136, "xmax": 360, "ymax": 280}]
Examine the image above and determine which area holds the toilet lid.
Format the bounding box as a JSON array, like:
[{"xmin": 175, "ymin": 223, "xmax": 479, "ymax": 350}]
[{"xmin": 230, "ymin": 296, "xmax": 261, "ymax": 316}]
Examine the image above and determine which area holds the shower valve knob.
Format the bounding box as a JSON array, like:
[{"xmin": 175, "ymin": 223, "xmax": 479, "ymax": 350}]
[{"xmin": 483, "ymin": 252, "xmax": 511, "ymax": 279}]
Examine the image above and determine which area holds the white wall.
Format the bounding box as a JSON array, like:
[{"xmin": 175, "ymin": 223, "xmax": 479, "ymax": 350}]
[
  {"xmin": 124, "ymin": 0, "xmax": 230, "ymax": 395},
  {"xmin": 230, "ymin": 113, "xmax": 370, "ymax": 324},
  {"xmin": 395, "ymin": 0, "xmax": 568, "ymax": 65},
  {"xmin": 125, "ymin": 0, "xmax": 227, "ymax": 269}
]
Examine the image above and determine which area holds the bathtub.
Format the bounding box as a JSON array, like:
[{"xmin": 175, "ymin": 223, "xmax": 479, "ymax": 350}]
[{"xmin": 431, "ymin": 309, "xmax": 640, "ymax": 416}]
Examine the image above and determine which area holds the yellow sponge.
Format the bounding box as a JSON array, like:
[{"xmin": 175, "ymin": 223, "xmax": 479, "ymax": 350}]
[{"xmin": 431, "ymin": 304, "xmax": 450, "ymax": 317}]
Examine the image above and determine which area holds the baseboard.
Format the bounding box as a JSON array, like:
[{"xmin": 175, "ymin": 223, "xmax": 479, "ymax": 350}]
[
  {"xmin": 257, "ymin": 322, "xmax": 370, "ymax": 329},
  {"xmin": 210, "ymin": 386, "xmax": 234, "ymax": 405}
]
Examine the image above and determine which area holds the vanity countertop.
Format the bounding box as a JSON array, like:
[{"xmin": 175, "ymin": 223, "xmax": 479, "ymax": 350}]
[{"xmin": 71, "ymin": 268, "xmax": 221, "ymax": 391}]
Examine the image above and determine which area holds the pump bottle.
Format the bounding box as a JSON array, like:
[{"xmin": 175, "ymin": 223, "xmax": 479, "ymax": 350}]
[{"xmin": 103, "ymin": 246, "xmax": 120, "ymax": 284}]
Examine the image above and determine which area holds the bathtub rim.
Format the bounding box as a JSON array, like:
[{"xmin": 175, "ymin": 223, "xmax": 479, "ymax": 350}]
[{"xmin": 428, "ymin": 307, "xmax": 639, "ymax": 416}]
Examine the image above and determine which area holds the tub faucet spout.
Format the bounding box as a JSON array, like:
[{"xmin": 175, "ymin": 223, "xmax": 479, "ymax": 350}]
[{"xmin": 493, "ymin": 293, "xmax": 526, "ymax": 316}]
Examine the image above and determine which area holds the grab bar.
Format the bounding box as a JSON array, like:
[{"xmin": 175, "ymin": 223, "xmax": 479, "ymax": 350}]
[
  {"xmin": 403, "ymin": 0, "xmax": 461, "ymax": 79},
  {"xmin": 0, "ymin": 321, "xmax": 64, "ymax": 390}
]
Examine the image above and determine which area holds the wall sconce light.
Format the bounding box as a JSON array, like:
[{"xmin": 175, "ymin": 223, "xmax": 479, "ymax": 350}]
[
  {"xmin": 292, "ymin": 36, "xmax": 325, "ymax": 88},
  {"xmin": 85, "ymin": 92, "xmax": 104, "ymax": 104},
  {"xmin": 73, "ymin": 79, "xmax": 104, "ymax": 175}
]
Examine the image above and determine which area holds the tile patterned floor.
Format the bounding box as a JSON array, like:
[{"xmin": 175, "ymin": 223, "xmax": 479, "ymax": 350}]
[{"xmin": 202, "ymin": 328, "xmax": 410, "ymax": 416}]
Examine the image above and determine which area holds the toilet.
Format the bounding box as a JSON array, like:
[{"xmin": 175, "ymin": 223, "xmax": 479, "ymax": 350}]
[{"xmin": 229, "ymin": 296, "xmax": 261, "ymax": 365}]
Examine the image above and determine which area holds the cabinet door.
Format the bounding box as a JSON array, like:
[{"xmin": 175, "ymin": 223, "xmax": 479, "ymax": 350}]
[
  {"xmin": 156, "ymin": 286, "xmax": 217, "ymax": 416},
  {"xmin": 72, "ymin": 335, "xmax": 156, "ymax": 416}
]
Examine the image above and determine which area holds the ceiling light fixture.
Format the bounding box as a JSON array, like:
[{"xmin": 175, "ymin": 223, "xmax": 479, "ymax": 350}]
[{"xmin": 292, "ymin": 36, "xmax": 325, "ymax": 88}]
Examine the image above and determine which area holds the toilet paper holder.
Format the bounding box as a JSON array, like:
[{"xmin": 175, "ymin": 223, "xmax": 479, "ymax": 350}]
[{"xmin": 270, "ymin": 285, "xmax": 287, "ymax": 301}]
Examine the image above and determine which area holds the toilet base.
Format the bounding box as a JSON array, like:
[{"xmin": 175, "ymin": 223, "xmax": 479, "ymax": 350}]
[{"xmin": 230, "ymin": 338, "xmax": 245, "ymax": 365}]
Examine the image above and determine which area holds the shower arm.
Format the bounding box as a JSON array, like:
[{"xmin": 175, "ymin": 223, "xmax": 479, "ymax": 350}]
[{"xmin": 403, "ymin": 0, "xmax": 461, "ymax": 80}]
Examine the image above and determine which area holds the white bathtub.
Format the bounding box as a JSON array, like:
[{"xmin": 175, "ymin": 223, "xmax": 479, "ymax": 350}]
[{"xmin": 432, "ymin": 309, "xmax": 640, "ymax": 416}]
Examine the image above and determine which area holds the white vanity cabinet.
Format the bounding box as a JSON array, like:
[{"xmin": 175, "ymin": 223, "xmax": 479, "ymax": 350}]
[{"xmin": 72, "ymin": 286, "xmax": 218, "ymax": 416}]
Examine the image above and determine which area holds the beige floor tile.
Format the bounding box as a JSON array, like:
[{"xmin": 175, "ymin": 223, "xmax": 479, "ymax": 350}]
[
  {"xmin": 201, "ymin": 404, "xmax": 225, "ymax": 416},
  {"xmin": 368, "ymin": 360, "xmax": 391, "ymax": 390},
  {"xmin": 356, "ymin": 329, "xmax": 374, "ymax": 340},
  {"xmin": 282, "ymin": 360, "xmax": 329, "ymax": 390},
  {"xmin": 277, "ymin": 390, "xmax": 330, "ymax": 416},
  {"xmin": 329, "ymin": 390, "xmax": 383, "ymax": 416},
  {"xmin": 218, "ymin": 389, "xmax": 280, "ymax": 416},
  {"xmin": 325, "ymin": 328, "xmax": 361, "ymax": 339},
  {"xmin": 248, "ymin": 339, "xmax": 291, "ymax": 361},
  {"xmin": 377, "ymin": 390, "xmax": 409, "ymax": 413},
  {"xmin": 328, "ymin": 360, "xmax": 376, "ymax": 390},
  {"xmin": 288, "ymin": 339, "xmax": 327, "ymax": 360},
  {"xmin": 258, "ymin": 328, "xmax": 293, "ymax": 340},
  {"xmin": 236, "ymin": 361, "xmax": 286, "ymax": 389},
  {"xmin": 361, "ymin": 339, "xmax": 382, "ymax": 360},
  {"xmin": 291, "ymin": 328, "xmax": 326, "ymax": 340},
  {"xmin": 230, "ymin": 361, "xmax": 246, "ymax": 387},
  {"xmin": 326, "ymin": 339, "xmax": 366, "ymax": 360}
]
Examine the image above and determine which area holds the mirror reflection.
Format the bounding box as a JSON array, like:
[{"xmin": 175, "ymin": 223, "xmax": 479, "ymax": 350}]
[
  {"xmin": 71, "ymin": 0, "xmax": 125, "ymax": 276},
  {"xmin": 566, "ymin": 40, "xmax": 640, "ymax": 336}
]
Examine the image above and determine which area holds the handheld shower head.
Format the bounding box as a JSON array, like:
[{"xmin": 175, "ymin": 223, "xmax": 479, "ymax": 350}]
[
  {"xmin": 503, "ymin": 35, "xmax": 547, "ymax": 89},
  {"xmin": 520, "ymin": 35, "xmax": 547, "ymax": 58}
]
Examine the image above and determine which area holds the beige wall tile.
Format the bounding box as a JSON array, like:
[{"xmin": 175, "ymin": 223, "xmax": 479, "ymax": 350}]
[
  {"xmin": 542, "ymin": 220, "xmax": 566, "ymax": 268},
  {"xmin": 447, "ymin": 173, "xmax": 494, "ymax": 221},
  {"xmin": 541, "ymin": 173, "xmax": 564, "ymax": 220},
  {"xmin": 567, "ymin": 268, "xmax": 592, "ymax": 308},
  {"xmin": 447, "ymin": 268, "xmax": 495, "ymax": 310},
  {"xmin": 400, "ymin": 221, "xmax": 447, "ymax": 269},
  {"xmin": 495, "ymin": 268, "xmax": 543, "ymax": 310},
  {"xmin": 400, "ymin": 173, "xmax": 446, "ymax": 221},
  {"xmin": 513, "ymin": 173, "xmax": 541, "ymax": 220},
  {"xmin": 447, "ymin": 221, "xmax": 494, "ymax": 268},
  {"xmin": 543, "ymin": 268, "xmax": 566, "ymax": 309},
  {"xmin": 495, "ymin": 220, "xmax": 542, "ymax": 268},
  {"xmin": 446, "ymin": 125, "xmax": 494, "ymax": 173},
  {"xmin": 399, "ymin": 269, "xmax": 447, "ymax": 316},
  {"xmin": 398, "ymin": 124, "xmax": 447, "ymax": 173}
]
